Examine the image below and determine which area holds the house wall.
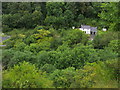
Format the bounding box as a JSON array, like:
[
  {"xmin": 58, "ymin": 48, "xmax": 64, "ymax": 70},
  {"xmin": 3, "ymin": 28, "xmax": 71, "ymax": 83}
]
[
  {"xmin": 79, "ymin": 28, "xmax": 91, "ymax": 34},
  {"xmin": 79, "ymin": 28, "xmax": 83, "ymax": 31},
  {"xmin": 84, "ymin": 29, "xmax": 90, "ymax": 34}
]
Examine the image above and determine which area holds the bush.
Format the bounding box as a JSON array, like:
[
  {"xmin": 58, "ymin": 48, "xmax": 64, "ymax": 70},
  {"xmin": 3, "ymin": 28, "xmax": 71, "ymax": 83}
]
[
  {"xmin": 107, "ymin": 39, "xmax": 119, "ymax": 54},
  {"xmin": 105, "ymin": 59, "xmax": 119, "ymax": 81},
  {"xmin": 2, "ymin": 25, "xmax": 12, "ymax": 32},
  {"xmin": 2, "ymin": 49, "xmax": 37, "ymax": 69},
  {"xmin": 24, "ymin": 42, "xmax": 51, "ymax": 54},
  {"xmin": 49, "ymin": 67, "xmax": 76, "ymax": 88},
  {"xmin": 37, "ymin": 44, "xmax": 100, "ymax": 69},
  {"xmin": 92, "ymin": 60, "xmax": 118, "ymax": 88},
  {"xmin": 3, "ymin": 61, "xmax": 54, "ymax": 88},
  {"xmin": 14, "ymin": 42, "xmax": 27, "ymax": 51},
  {"xmin": 62, "ymin": 29, "xmax": 88, "ymax": 46},
  {"xmin": 93, "ymin": 31, "xmax": 118, "ymax": 49},
  {"xmin": 40, "ymin": 64, "xmax": 56, "ymax": 73},
  {"xmin": 97, "ymin": 47, "xmax": 118, "ymax": 61},
  {"xmin": 2, "ymin": 49, "xmax": 15, "ymax": 69},
  {"xmin": 70, "ymin": 64, "xmax": 96, "ymax": 88},
  {"xmin": 36, "ymin": 50, "xmax": 58, "ymax": 68},
  {"xmin": 71, "ymin": 60, "xmax": 118, "ymax": 88}
]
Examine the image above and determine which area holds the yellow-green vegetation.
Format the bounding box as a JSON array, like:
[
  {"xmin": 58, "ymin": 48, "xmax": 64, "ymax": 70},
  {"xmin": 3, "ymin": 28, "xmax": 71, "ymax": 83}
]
[
  {"xmin": 3, "ymin": 61, "xmax": 53, "ymax": 88},
  {"xmin": 2, "ymin": 2, "xmax": 119, "ymax": 88}
]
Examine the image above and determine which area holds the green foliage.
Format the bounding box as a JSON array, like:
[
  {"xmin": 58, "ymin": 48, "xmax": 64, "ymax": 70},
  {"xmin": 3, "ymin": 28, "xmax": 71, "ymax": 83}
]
[
  {"xmin": 62, "ymin": 29, "xmax": 88, "ymax": 46},
  {"xmin": 71, "ymin": 60, "xmax": 118, "ymax": 88},
  {"xmin": 2, "ymin": 2, "xmax": 119, "ymax": 88},
  {"xmin": 92, "ymin": 60, "xmax": 118, "ymax": 88},
  {"xmin": 2, "ymin": 49, "xmax": 15, "ymax": 69},
  {"xmin": 71, "ymin": 44, "xmax": 99, "ymax": 68},
  {"xmin": 40, "ymin": 64, "xmax": 56, "ymax": 73},
  {"xmin": 49, "ymin": 67, "xmax": 76, "ymax": 88},
  {"xmin": 105, "ymin": 59, "xmax": 119, "ymax": 81},
  {"xmin": 93, "ymin": 31, "xmax": 118, "ymax": 49},
  {"xmin": 36, "ymin": 44, "xmax": 99, "ymax": 69},
  {"xmin": 98, "ymin": 2, "xmax": 119, "ymax": 31},
  {"xmin": 107, "ymin": 39, "xmax": 119, "ymax": 54},
  {"xmin": 97, "ymin": 48, "xmax": 118, "ymax": 61},
  {"xmin": 3, "ymin": 2, "xmax": 119, "ymax": 31},
  {"xmin": 71, "ymin": 65, "xmax": 95, "ymax": 88},
  {"xmin": 2, "ymin": 25, "xmax": 12, "ymax": 32},
  {"xmin": 24, "ymin": 35, "xmax": 36, "ymax": 45},
  {"xmin": 3, "ymin": 61, "xmax": 54, "ymax": 88},
  {"xmin": 2, "ymin": 49, "xmax": 37, "ymax": 69},
  {"xmin": 2, "ymin": 2, "xmax": 44, "ymax": 31},
  {"xmin": 36, "ymin": 50, "xmax": 58, "ymax": 68},
  {"xmin": 14, "ymin": 42, "xmax": 27, "ymax": 51},
  {"xmin": 25, "ymin": 42, "xmax": 51, "ymax": 54}
]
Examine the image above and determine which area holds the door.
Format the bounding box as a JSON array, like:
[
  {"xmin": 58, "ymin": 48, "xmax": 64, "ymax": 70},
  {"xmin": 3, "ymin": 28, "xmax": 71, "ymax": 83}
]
[{"xmin": 90, "ymin": 31, "xmax": 92, "ymax": 34}]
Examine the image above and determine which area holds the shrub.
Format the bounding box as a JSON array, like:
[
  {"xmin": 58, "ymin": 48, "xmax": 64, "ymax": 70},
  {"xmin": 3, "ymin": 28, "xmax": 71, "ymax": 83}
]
[
  {"xmin": 2, "ymin": 49, "xmax": 37, "ymax": 69},
  {"xmin": 49, "ymin": 67, "xmax": 76, "ymax": 88},
  {"xmin": 40, "ymin": 64, "xmax": 56, "ymax": 73},
  {"xmin": 36, "ymin": 51, "xmax": 58, "ymax": 68},
  {"xmin": 93, "ymin": 31, "xmax": 118, "ymax": 49},
  {"xmin": 70, "ymin": 64, "xmax": 96, "ymax": 88},
  {"xmin": 107, "ymin": 39, "xmax": 119, "ymax": 54},
  {"xmin": 14, "ymin": 42, "xmax": 27, "ymax": 51},
  {"xmin": 37, "ymin": 44, "xmax": 100, "ymax": 69},
  {"xmin": 62, "ymin": 29, "xmax": 88, "ymax": 46},
  {"xmin": 3, "ymin": 61, "xmax": 54, "ymax": 88},
  {"xmin": 2, "ymin": 49, "xmax": 14, "ymax": 69},
  {"xmin": 97, "ymin": 47, "xmax": 118, "ymax": 61},
  {"xmin": 71, "ymin": 60, "xmax": 118, "ymax": 88}
]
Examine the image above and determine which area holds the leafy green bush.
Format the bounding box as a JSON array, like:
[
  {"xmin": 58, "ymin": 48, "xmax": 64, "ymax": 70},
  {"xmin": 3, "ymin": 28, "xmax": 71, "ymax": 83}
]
[
  {"xmin": 37, "ymin": 44, "xmax": 100, "ymax": 69},
  {"xmin": 107, "ymin": 39, "xmax": 119, "ymax": 54},
  {"xmin": 62, "ymin": 29, "xmax": 88, "ymax": 46},
  {"xmin": 2, "ymin": 25, "xmax": 12, "ymax": 32},
  {"xmin": 70, "ymin": 64, "xmax": 96, "ymax": 88},
  {"xmin": 40, "ymin": 64, "xmax": 56, "ymax": 73},
  {"xmin": 3, "ymin": 61, "xmax": 54, "ymax": 88},
  {"xmin": 23, "ymin": 35, "xmax": 36, "ymax": 45},
  {"xmin": 2, "ymin": 49, "xmax": 37, "ymax": 69},
  {"xmin": 2, "ymin": 49, "xmax": 15, "ymax": 69},
  {"xmin": 14, "ymin": 42, "xmax": 27, "ymax": 51},
  {"xmin": 36, "ymin": 50, "xmax": 58, "ymax": 68},
  {"xmin": 24, "ymin": 42, "xmax": 51, "ymax": 54},
  {"xmin": 97, "ymin": 47, "xmax": 118, "ymax": 61},
  {"xmin": 93, "ymin": 31, "xmax": 118, "ymax": 49},
  {"xmin": 105, "ymin": 59, "xmax": 119, "ymax": 81},
  {"xmin": 49, "ymin": 67, "xmax": 76, "ymax": 88},
  {"xmin": 92, "ymin": 60, "xmax": 118, "ymax": 88},
  {"xmin": 71, "ymin": 60, "xmax": 118, "ymax": 88}
]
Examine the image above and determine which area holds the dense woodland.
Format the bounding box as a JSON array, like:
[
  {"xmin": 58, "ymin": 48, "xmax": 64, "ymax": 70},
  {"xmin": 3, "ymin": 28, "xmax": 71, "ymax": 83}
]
[{"xmin": 1, "ymin": 2, "xmax": 120, "ymax": 88}]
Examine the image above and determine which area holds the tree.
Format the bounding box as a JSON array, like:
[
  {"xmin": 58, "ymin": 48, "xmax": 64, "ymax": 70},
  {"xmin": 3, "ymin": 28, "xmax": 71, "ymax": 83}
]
[
  {"xmin": 98, "ymin": 2, "xmax": 120, "ymax": 31},
  {"xmin": 93, "ymin": 31, "xmax": 118, "ymax": 49},
  {"xmin": 49, "ymin": 67, "xmax": 76, "ymax": 88},
  {"xmin": 3, "ymin": 61, "xmax": 54, "ymax": 88},
  {"xmin": 62, "ymin": 29, "xmax": 88, "ymax": 45},
  {"xmin": 2, "ymin": 2, "xmax": 44, "ymax": 31}
]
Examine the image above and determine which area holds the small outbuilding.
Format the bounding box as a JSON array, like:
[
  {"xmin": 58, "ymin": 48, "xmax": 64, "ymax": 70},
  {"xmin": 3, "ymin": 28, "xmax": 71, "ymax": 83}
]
[{"xmin": 102, "ymin": 28, "xmax": 107, "ymax": 31}]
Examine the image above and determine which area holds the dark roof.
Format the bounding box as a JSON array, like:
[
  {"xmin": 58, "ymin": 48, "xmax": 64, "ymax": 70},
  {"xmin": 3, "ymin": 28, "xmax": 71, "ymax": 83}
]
[
  {"xmin": 90, "ymin": 27, "xmax": 97, "ymax": 31},
  {"xmin": 81, "ymin": 25, "xmax": 91, "ymax": 29}
]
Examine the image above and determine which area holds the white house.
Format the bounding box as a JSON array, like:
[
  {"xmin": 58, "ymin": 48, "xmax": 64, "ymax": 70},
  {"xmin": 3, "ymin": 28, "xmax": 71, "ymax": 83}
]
[{"xmin": 79, "ymin": 25, "xmax": 97, "ymax": 35}]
